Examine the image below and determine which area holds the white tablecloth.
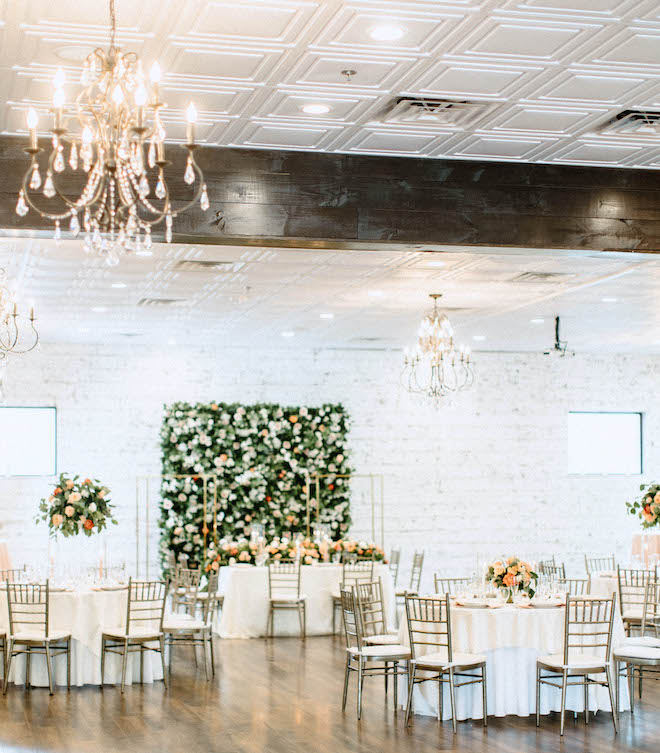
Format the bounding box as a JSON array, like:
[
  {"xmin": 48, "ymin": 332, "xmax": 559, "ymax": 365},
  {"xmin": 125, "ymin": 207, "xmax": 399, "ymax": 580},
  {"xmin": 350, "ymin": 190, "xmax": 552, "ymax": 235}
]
[
  {"xmin": 0, "ymin": 588, "xmax": 164, "ymax": 687},
  {"xmin": 218, "ymin": 563, "xmax": 395, "ymax": 639},
  {"xmin": 589, "ymin": 572, "xmax": 618, "ymax": 598},
  {"xmin": 398, "ymin": 601, "xmax": 629, "ymax": 720}
]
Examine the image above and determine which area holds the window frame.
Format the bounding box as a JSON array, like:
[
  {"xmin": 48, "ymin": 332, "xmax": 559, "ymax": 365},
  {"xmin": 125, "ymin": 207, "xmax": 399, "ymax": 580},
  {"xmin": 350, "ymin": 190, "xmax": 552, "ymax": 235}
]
[
  {"xmin": 567, "ymin": 410, "xmax": 643, "ymax": 477},
  {"xmin": 0, "ymin": 405, "xmax": 58, "ymax": 478}
]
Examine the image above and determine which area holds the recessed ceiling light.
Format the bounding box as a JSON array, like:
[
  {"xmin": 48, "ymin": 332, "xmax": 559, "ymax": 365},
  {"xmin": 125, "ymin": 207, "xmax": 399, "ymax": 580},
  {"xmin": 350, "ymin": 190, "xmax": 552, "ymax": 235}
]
[
  {"xmin": 472, "ymin": 335, "xmax": 486, "ymax": 341},
  {"xmin": 91, "ymin": 306, "xmax": 107, "ymax": 313},
  {"xmin": 55, "ymin": 45, "xmax": 89, "ymax": 62},
  {"xmin": 602, "ymin": 296, "xmax": 617, "ymax": 303},
  {"xmin": 319, "ymin": 312, "xmax": 334, "ymax": 320},
  {"xmin": 301, "ymin": 103, "xmax": 331, "ymax": 115},
  {"xmin": 530, "ymin": 318, "xmax": 545, "ymax": 324},
  {"xmin": 369, "ymin": 24, "xmax": 405, "ymax": 41},
  {"xmin": 425, "ymin": 260, "xmax": 446, "ymax": 268},
  {"xmin": 135, "ymin": 249, "xmax": 153, "ymax": 257},
  {"xmin": 368, "ymin": 290, "xmax": 384, "ymax": 298},
  {"xmin": 111, "ymin": 282, "xmax": 127, "ymax": 289},
  {"xmin": 281, "ymin": 330, "xmax": 295, "ymax": 338}
]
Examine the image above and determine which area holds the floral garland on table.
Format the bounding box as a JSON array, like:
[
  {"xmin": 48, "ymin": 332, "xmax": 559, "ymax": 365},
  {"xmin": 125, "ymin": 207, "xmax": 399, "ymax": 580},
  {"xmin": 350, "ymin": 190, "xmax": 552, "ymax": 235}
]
[
  {"xmin": 205, "ymin": 537, "xmax": 386, "ymax": 570},
  {"xmin": 159, "ymin": 401, "xmax": 352, "ymax": 570},
  {"xmin": 36, "ymin": 474, "xmax": 116, "ymax": 537},
  {"xmin": 626, "ymin": 483, "xmax": 660, "ymax": 528},
  {"xmin": 486, "ymin": 557, "xmax": 537, "ymax": 596}
]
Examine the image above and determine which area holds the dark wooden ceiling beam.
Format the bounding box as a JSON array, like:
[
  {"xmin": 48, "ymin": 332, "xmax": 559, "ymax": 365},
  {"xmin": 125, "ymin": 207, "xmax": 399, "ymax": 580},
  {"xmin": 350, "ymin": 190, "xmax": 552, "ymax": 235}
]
[{"xmin": 1, "ymin": 135, "xmax": 659, "ymax": 252}]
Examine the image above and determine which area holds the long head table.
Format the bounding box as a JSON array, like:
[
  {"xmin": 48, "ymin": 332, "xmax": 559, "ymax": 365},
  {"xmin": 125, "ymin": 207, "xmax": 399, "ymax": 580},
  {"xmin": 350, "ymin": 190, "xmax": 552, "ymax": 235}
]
[{"xmin": 217, "ymin": 563, "xmax": 395, "ymax": 639}]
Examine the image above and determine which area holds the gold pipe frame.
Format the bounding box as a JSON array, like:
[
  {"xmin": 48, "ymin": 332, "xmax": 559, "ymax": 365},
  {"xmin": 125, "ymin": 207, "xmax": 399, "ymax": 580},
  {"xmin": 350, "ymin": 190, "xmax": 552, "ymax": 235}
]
[
  {"xmin": 303, "ymin": 472, "xmax": 385, "ymax": 549},
  {"xmin": 135, "ymin": 473, "xmax": 218, "ymax": 577}
]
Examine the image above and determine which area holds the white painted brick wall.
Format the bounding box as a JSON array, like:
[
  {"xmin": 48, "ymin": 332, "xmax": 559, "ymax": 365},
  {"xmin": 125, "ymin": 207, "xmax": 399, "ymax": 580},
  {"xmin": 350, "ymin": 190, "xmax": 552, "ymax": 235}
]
[{"xmin": 0, "ymin": 345, "xmax": 655, "ymax": 591}]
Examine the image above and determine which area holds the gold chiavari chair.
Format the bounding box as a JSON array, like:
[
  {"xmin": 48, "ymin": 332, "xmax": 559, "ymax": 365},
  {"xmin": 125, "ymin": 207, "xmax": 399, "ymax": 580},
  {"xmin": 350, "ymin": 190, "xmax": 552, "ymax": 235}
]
[
  {"xmin": 163, "ymin": 589, "xmax": 215, "ymax": 680},
  {"xmin": 536, "ymin": 594, "xmax": 618, "ymax": 736},
  {"xmin": 388, "ymin": 549, "xmax": 401, "ymax": 587},
  {"xmin": 194, "ymin": 571, "xmax": 223, "ymax": 619},
  {"xmin": 101, "ymin": 578, "xmax": 168, "ymax": 693},
  {"xmin": 0, "ymin": 565, "xmax": 27, "ymax": 583},
  {"xmin": 539, "ymin": 562, "xmax": 566, "ymax": 580},
  {"xmin": 340, "ymin": 587, "xmax": 410, "ymax": 719},
  {"xmin": 396, "ymin": 551, "xmax": 425, "ymax": 606},
  {"xmin": 3, "ymin": 581, "xmax": 71, "ymax": 695},
  {"xmin": 267, "ymin": 561, "xmax": 306, "ymax": 640},
  {"xmin": 559, "ymin": 578, "xmax": 590, "ymax": 596},
  {"xmin": 172, "ymin": 566, "xmax": 202, "ymax": 614},
  {"xmin": 584, "ymin": 554, "xmax": 616, "ymax": 577},
  {"xmin": 434, "ymin": 575, "xmax": 471, "ymax": 595},
  {"xmin": 355, "ymin": 579, "xmax": 398, "ymax": 646},
  {"xmin": 539, "ymin": 556, "xmax": 556, "ymax": 571},
  {"xmin": 404, "ymin": 594, "xmax": 487, "ymax": 733},
  {"xmin": 332, "ymin": 561, "xmax": 375, "ymax": 634},
  {"xmin": 617, "ymin": 566, "xmax": 653, "ymax": 636},
  {"xmin": 614, "ymin": 579, "xmax": 660, "ymax": 711}
]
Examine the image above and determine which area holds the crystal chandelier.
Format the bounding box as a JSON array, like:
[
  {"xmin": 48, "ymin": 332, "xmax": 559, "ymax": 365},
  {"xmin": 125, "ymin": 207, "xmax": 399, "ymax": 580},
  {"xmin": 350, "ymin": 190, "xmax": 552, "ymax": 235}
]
[
  {"xmin": 15, "ymin": 0, "xmax": 209, "ymax": 265},
  {"xmin": 402, "ymin": 293, "xmax": 474, "ymax": 399},
  {"xmin": 0, "ymin": 269, "xmax": 38, "ymax": 358}
]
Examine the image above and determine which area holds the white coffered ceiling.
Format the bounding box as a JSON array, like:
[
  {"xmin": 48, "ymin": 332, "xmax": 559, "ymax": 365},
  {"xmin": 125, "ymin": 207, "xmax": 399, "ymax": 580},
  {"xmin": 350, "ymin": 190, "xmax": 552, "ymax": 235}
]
[
  {"xmin": 3, "ymin": 0, "xmax": 660, "ymax": 166},
  {"xmin": 2, "ymin": 238, "xmax": 659, "ymax": 353}
]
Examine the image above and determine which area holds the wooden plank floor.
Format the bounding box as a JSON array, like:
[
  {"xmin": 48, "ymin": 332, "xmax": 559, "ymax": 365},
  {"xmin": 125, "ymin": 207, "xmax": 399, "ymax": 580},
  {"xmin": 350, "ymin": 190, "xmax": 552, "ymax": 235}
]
[{"xmin": 0, "ymin": 636, "xmax": 658, "ymax": 753}]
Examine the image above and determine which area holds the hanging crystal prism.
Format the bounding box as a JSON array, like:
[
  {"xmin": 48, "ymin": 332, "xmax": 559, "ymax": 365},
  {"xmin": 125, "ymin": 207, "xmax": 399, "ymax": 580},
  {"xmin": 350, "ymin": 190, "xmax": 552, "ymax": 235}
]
[
  {"xmin": 200, "ymin": 183, "xmax": 209, "ymax": 211},
  {"xmin": 29, "ymin": 164, "xmax": 42, "ymax": 190},
  {"xmin": 165, "ymin": 212, "xmax": 172, "ymax": 243},
  {"xmin": 69, "ymin": 143, "xmax": 78, "ymax": 170},
  {"xmin": 15, "ymin": 190, "xmax": 28, "ymax": 217},
  {"xmin": 70, "ymin": 212, "xmax": 80, "ymax": 237},
  {"xmin": 53, "ymin": 147, "xmax": 65, "ymax": 173},
  {"xmin": 184, "ymin": 157, "xmax": 195, "ymax": 185},
  {"xmin": 144, "ymin": 226, "xmax": 153, "ymax": 249},
  {"xmin": 43, "ymin": 172, "xmax": 56, "ymax": 198},
  {"xmin": 148, "ymin": 139, "xmax": 156, "ymax": 168},
  {"xmin": 155, "ymin": 174, "xmax": 166, "ymax": 199},
  {"xmin": 54, "ymin": 221, "xmax": 61, "ymax": 241},
  {"xmin": 138, "ymin": 173, "xmax": 149, "ymax": 198}
]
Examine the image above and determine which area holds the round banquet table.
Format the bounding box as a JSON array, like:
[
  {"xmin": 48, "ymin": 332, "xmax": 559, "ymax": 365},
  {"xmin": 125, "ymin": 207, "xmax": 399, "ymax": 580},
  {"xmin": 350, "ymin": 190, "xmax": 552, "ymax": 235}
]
[
  {"xmin": 0, "ymin": 586, "xmax": 164, "ymax": 687},
  {"xmin": 217, "ymin": 563, "xmax": 395, "ymax": 639},
  {"xmin": 589, "ymin": 572, "xmax": 618, "ymax": 598},
  {"xmin": 397, "ymin": 601, "xmax": 629, "ymax": 720}
]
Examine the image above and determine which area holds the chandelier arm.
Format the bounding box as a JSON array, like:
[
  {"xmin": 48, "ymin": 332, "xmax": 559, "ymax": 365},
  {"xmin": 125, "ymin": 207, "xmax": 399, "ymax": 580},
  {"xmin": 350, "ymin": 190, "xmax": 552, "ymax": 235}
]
[
  {"xmin": 21, "ymin": 164, "xmax": 76, "ymax": 222},
  {"xmin": 0, "ymin": 317, "xmax": 39, "ymax": 355},
  {"xmin": 123, "ymin": 167, "xmax": 171, "ymax": 223},
  {"xmin": 0, "ymin": 317, "xmax": 19, "ymax": 351}
]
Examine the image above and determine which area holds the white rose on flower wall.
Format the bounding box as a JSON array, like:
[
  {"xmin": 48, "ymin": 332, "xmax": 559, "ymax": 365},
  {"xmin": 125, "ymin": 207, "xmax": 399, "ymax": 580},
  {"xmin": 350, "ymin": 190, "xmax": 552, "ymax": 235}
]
[{"xmin": 158, "ymin": 401, "xmax": 352, "ymax": 569}]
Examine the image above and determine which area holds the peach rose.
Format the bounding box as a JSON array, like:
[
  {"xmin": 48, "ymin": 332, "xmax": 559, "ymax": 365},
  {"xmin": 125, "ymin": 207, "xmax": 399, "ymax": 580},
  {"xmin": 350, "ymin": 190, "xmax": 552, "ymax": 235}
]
[
  {"xmin": 211, "ymin": 561, "xmax": 220, "ymax": 571},
  {"xmin": 64, "ymin": 505, "xmax": 75, "ymax": 517},
  {"xmin": 493, "ymin": 564, "xmax": 505, "ymax": 576},
  {"xmin": 289, "ymin": 415, "xmax": 298, "ymax": 423},
  {"xmin": 51, "ymin": 514, "xmax": 64, "ymax": 527},
  {"xmin": 83, "ymin": 519, "xmax": 94, "ymax": 530},
  {"xmin": 503, "ymin": 572, "xmax": 517, "ymax": 588},
  {"xmin": 66, "ymin": 480, "xmax": 74, "ymax": 489},
  {"xmin": 69, "ymin": 492, "xmax": 82, "ymax": 503}
]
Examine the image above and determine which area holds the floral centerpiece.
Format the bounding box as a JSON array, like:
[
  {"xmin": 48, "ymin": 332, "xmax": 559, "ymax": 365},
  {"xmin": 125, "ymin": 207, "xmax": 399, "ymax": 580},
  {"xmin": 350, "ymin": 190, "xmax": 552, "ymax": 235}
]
[
  {"xmin": 626, "ymin": 483, "xmax": 660, "ymax": 528},
  {"xmin": 331, "ymin": 539, "xmax": 388, "ymax": 562},
  {"xmin": 36, "ymin": 474, "xmax": 116, "ymax": 537},
  {"xmin": 486, "ymin": 556, "xmax": 537, "ymax": 597}
]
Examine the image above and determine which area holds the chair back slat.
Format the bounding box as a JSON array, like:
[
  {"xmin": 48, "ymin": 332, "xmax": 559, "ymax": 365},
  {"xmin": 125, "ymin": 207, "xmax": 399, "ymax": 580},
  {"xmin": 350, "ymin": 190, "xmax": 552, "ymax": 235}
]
[
  {"xmin": 642, "ymin": 579, "xmax": 660, "ymax": 637},
  {"xmin": 340, "ymin": 587, "xmax": 362, "ymax": 651},
  {"xmin": 584, "ymin": 554, "xmax": 616, "ymax": 576},
  {"xmin": 539, "ymin": 562, "xmax": 566, "ymax": 580},
  {"xmin": 434, "ymin": 575, "xmax": 470, "ymax": 595},
  {"xmin": 405, "ymin": 594, "xmax": 452, "ymax": 662},
  {"xmin": 558, "ymin": 578, "xmax": 590, "ymax": 596},
  {"xmin": 539, "ymin": 556, "xmax": 556, "ymax": 570},
  {"xmin": 268, "ymin": 561, "xmax": 301, "ymax": 599},
  {"xmin": 172, "ymin": 566, "xmax": 201, "ymax": 613},
  {"xmin": 0, "ymin": 566, "xmax": 27, "ymax": 583},
  {"xmin": 409, "ymin": 551, "xmax": 424, "ymax": 592},
  {"xmin": 617, "ymin": 566, "xmax": 653, "ymax": 617},
  {"xmin": 342, "ymin": 561, "xmax": 374, "ymax": 588},
  {"xmin": 563, "ymin": 594, "xmax": 616, "ymax": 665},
  {"xmin": 6, "ymin": 581, "xmax": 49, "ymax": 638},
  {"xmin": 389, "ymin": 549, "xmax": 401, "ymax": 586},
  {"xmin": 354, "ymin": 579, "xmax": 388, "ymax": 637}
]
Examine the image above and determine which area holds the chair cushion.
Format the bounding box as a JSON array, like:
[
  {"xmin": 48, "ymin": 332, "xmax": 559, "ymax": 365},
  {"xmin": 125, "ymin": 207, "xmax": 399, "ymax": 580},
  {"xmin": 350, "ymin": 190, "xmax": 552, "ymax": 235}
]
[
  {"xmin": 347, "ymin": 644, "xmax": 411, "ymax": 659},
  {"xmin": 538, "ymin": 653, "xmax": 605, "ymax": 670},
  {"xmin": 163, "ymin": 614, "xmax": 208, "ymax": 632},
  {"xmin": 623, "ymin": 609, "xmax": 643, "ymax": 621},
  {"xmin": 103, "ymin": 627, "xmax": 162, "ymax": 640},
  {"xmin": 613, "ymin": 645, "xmax": 660, "ymax": 660},
  {"xmin": 413, "ymin": 650, "xmax": 486, "ymax": 669},
  {"xmin": 623, "ymin": 636, "xmax": 660, "ymax": 648},
  {"xmin": 11, "ymin": 629, "xmax": 70, "ymax": 643},
  {"xmin": 270, "ymin": 593, "xmax": 306, "ymax": 602},
  {"xmin": 364, "ymin": 633, "xmax": 401, "ymax": 646}
]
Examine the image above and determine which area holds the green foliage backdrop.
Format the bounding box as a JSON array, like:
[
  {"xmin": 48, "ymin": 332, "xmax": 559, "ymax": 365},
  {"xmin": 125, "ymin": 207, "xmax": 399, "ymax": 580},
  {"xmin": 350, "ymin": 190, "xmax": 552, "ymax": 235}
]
[{"xmin": 159, "ymin": 401, "xmax": 352, "ymax": 567}]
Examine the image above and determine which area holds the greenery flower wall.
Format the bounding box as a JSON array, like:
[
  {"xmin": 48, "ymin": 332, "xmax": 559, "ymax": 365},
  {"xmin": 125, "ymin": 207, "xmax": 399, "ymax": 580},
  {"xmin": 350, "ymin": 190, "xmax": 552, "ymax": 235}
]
[{"xmin": 159, "ymin": 401, "xmax": 352, "ymax": 567}]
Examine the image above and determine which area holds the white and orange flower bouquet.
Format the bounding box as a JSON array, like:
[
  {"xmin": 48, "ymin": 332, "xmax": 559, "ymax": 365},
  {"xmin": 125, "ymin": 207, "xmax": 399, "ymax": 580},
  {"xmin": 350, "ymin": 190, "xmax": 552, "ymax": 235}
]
[
  {"xmin": 486, "ymin": 556, "xmax": 537, "ymax": 597},
  {"xmin": 36, "ymin": 473, "xmax": 116, "ymax": 538}
]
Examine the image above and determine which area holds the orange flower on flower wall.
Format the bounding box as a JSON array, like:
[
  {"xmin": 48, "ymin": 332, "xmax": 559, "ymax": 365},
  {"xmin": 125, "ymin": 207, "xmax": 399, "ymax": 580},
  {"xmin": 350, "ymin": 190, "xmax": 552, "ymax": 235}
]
[
  {"xmin": 202, "ymin": 526, "xmax": 209, "ymax": 535},
  {"xmin": 328, "ymin": 484, "xmax": 335, "ymax": 490},
  {"xmin": 84, "ymin": 478, "xmax": 91, "ymax": 484},
  {"xmin": 211, "ymin": 403, "xmax": 219, "ymax": 411},
  {"xmin": 219, "ymin": 453, "xmax": 228, "ymax": 462},
  {"xmin": 83, "ymin": 519, "xmax": 94, "ymax": 530},
  {"xmin": 289, "ymin": 415, "xmax": 298, "ymax": 423}
]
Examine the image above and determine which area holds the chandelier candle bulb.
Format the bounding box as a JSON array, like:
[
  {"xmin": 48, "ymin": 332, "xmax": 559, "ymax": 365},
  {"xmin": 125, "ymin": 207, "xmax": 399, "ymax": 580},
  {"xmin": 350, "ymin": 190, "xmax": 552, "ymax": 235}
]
[
  {"xmin": 26, "ymin": 108, "xmax": 38, "ymax": 149},
  {"xmin": 186, "ymin": 102, "xmax": 197, "ymax": 145}
]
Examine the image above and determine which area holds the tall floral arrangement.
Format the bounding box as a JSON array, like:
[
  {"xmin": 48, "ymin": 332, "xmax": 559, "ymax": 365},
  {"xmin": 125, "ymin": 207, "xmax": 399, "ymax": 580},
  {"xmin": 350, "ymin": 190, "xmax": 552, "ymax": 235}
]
[
  {"xmin": 159, "ymin": 402, "xmax": 352, "ymax": 568},
  {"xmin": 627, "ymin": 483, "xmax": 660, "ymax": 528},
  {"xmin": 486, "ymin": 556, "xmax": 537, "ymax": 596},
  {"xmin": 36, "ymin": 474, "xmax": 116, "ymax": 537}
]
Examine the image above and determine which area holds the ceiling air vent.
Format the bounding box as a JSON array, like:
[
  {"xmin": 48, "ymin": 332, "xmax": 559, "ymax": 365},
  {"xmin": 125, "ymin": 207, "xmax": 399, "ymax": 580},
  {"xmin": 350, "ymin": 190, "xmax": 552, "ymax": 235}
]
[
  {"xmin": 137, "ymin": 298, "xmax": 186, "ymax": 307},
  {"xmin": 174, "ymin": 260, "xmax": 245, "ymax": 273},
  {"xmin": 382, "ymin": 98, "xmax": 488, "ymax": 128},
  {"xmin": 512, "ymin": 272, "xmax": 575, "ymax": 283},
  {"xmin": 598, "ymin": 109, "xmax": 660, "ymax": 137}
]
